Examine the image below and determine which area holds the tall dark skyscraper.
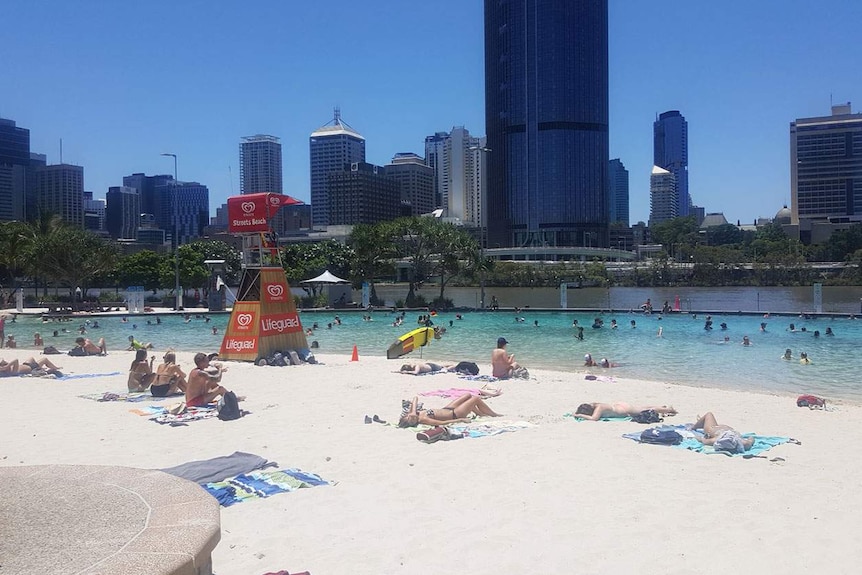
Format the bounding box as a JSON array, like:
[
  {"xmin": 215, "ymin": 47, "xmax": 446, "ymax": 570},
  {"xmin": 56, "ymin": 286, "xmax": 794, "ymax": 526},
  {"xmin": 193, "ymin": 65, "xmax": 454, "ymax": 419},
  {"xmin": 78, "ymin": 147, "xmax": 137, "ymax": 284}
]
[
  {"xmin": 484, "ymin": 0, "xmax": 609, "ymax": 248},
  {"xmin": 0, "ymin": 118, "xmax": 31, "ymax": 221},
  {"xmin": 608, "ymin": 159, "xmax": 629, "ymax": 226},
  {"xmin": 309, "ymin": 108, "xmax": 365, "ymax": 228},
  {"xmin": 653, "ymin": 110, "xmax": 689, "ymax": 217}
]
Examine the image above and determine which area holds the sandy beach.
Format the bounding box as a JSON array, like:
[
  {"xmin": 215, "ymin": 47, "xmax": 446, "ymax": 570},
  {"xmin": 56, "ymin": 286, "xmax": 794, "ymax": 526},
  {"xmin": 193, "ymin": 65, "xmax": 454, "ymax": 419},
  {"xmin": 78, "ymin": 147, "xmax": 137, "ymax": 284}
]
[{"xmin": 2, "ymin": 347, "xmax": 861, "ymax": 574}]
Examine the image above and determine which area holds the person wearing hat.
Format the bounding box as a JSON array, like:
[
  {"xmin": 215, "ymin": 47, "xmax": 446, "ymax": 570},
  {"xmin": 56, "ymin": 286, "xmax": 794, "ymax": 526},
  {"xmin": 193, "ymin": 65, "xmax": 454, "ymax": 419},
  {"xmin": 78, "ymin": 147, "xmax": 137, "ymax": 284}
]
[{"xmin": 491, "ymin": 337, "xmax": 522, "ymax": 378}]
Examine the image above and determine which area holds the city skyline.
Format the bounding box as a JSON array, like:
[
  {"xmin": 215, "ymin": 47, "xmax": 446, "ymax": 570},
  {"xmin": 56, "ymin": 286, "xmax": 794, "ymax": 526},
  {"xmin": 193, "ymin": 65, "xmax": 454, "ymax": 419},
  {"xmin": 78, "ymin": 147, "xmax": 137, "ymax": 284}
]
[{"xmin": 3, "ymin": 1, "xmax": 861, "ymax": 225}]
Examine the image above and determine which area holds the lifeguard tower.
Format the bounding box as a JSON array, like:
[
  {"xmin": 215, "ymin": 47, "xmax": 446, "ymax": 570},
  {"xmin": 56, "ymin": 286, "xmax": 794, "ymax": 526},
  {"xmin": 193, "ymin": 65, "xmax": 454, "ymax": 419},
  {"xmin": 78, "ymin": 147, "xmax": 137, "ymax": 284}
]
[{"xmin": 219, "ymin": 193, "xmax": 309, "ymax": 362}]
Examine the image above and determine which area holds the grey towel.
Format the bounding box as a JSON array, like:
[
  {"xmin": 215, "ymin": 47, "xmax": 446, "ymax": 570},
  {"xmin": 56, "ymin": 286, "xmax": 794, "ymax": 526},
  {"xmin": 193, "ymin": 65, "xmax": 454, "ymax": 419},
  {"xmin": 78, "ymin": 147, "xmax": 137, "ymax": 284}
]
[{"xmin": 159, "ymin": 451, "xmax": 277, "ymax": 484}]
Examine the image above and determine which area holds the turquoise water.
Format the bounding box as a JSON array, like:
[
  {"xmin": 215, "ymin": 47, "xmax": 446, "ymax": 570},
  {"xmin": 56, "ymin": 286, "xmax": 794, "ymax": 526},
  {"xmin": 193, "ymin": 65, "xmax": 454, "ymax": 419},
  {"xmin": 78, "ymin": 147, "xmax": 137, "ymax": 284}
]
[{"xmin": 11, "ymin": 308, "xmax": 862, "ymax": 401}]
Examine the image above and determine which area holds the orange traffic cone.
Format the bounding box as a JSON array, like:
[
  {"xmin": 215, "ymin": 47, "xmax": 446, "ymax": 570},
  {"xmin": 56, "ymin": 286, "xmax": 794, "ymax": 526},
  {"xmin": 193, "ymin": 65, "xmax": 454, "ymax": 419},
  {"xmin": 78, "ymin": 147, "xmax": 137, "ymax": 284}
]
[{"xmin": 350, "ymin": 345, "xmax": 359, "ymax": 362}]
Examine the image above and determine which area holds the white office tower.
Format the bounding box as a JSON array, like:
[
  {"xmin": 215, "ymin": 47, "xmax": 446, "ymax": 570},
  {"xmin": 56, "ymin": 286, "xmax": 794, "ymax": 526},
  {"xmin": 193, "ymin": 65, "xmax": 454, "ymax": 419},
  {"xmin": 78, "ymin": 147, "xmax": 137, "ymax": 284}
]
[
  {"xmin": 649, "ymin": 165, "xmax": 677, "ymax": 226},
  {"xmin": 424, "ymin": 126, "xmax": 486, "ymax": 226}
]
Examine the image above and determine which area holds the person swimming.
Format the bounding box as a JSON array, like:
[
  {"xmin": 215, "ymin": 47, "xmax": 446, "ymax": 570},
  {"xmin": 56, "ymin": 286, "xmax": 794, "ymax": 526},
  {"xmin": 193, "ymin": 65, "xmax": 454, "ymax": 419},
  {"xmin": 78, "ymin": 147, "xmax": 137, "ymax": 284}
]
[{"xmin": 781, "ymin": 348, "xmax": 793, "ymax": 360}]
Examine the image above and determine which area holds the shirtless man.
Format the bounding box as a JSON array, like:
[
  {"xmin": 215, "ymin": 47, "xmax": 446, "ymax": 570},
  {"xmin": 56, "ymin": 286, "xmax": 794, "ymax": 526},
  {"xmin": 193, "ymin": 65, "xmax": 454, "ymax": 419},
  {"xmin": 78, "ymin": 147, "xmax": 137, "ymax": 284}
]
[
  {"xmin": 573, "ymin": 402, "xmax": 677, "ymax": 421},
  {"xmin": 185, "ymin": 352, "xmax": 229, "ymax": 407},
  {"xmin": 690, "ymin": 412, "xmax": 754, "ymax": 453},
  {"xmin": 399, "ymin": 361, "xmax": 456, "ymax": 375},
  {"xmin": 491, "ymin": 337, "xmax": 521, "ymax": 378},
  {"xmin": 72, "ymin": 336, "xmax": 107, "ymax": 355}
]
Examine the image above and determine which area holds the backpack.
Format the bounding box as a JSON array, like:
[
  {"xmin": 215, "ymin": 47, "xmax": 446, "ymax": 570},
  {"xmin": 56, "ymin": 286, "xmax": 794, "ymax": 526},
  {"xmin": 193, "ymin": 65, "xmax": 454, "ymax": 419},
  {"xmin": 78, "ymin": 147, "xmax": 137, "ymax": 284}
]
[
  {"xmin": 631, "ymin": 409, "xmax": 663, "ymax": 424},
  {"xmin": 796, "ymin": 395, "xmax": 826, "ymax": 409},
  {"xmin": 453, "ymin": 361, "xmax": 480, "ymax": 376},
  {"xmin": 217, "ymin": 391, "xmax": 242, "ymax": 421},
  {"xmin": 270, "ymin": 352, "xmax": 288, "ymax": 367},
  {"xmin": 68, "ymin": 346, "xmax": 87, "ymax": 357},
  {"xmin": 639, "ymin": 427, "xmax": 683, "ymax": 445}
]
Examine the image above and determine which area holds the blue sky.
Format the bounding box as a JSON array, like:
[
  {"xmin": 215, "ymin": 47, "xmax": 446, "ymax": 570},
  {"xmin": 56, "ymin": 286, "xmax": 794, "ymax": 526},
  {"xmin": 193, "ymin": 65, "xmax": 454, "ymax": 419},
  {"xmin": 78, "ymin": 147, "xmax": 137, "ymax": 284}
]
[{"xmin": 2, "ymin": 1, "xmax": 860, "ymax": 225}]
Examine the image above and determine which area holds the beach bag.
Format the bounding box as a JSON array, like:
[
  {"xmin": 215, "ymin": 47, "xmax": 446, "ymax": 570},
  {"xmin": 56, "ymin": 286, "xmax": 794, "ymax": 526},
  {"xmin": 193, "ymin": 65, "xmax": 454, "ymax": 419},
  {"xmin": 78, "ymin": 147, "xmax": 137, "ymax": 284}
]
[
  {"xmin": 639, "ymin": 428, "xmax": 683, "ymax": 445},
  {"xmin": 796, "ymin": 394, "xmax": 826, "ymax": 409},
  {"xmin": 270, "ymin": 352, "xmax": 287, "ymax": 367},
  {"xmin": 217, "ymin": 391, "xmax": 242, "ymax": 421},
  {"xmin": 68, "ymin": 346, "xmax": 87, "ymax": 357},
  {"xmin": 42, "ymin": 345, "xmax": 61, "ymax": 355},
  {"xmin": 453, "ymin": 361, "xmax": 480, "ymax": 375},
  {"xmin": 512, "ymin": 366, "xmax": 530, "ymax": 379},
  {"xmin": 631, "ymin": 409, "xmax": 663, "ymax": 424}
]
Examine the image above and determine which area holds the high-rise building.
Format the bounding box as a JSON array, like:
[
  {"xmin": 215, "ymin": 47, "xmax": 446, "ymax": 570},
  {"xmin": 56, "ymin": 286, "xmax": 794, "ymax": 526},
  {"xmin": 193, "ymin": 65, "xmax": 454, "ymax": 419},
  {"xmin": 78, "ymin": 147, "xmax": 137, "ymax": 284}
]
[
  {"xmin": 326, "ymin": 162, "xmax": 400, "ymax": 225},
  {"xmin": 105, "ymin": 186, "xmax": 141, "ymax": 239},
  {"xmin": 424, "ymin": 127, "xmax": 486, "ymax": 226},
  {"xmin": 122, "ymin": 173, "xmax": 174, "ymax": 231},
  {"xmin": 386, "ymin": 152, "xmax": 434, "ymax": 216},
  {"xmin": 608, "ymin": 159, "xmax": 630, "ymax": 226},
  {"xmin": 83, "ymin": 191, "xmax": 106, "ymax": 233},
  {"xmin": 653, "ymin": 110, "xmax": 689, "ymax": 216},
  {"xmin": 240, "ymin": 135, "xmax": 282, "ymax": 194},
  {"xmin": 649, "ymin": 165, "xmax": 677, "ymax": 226},
  {"xmin": 791, "ymin": 103, "xmax": 862, "ymax": 224},
  {"xmin": 172, "ymin": 181, "xmax": 210, "ymax": 245},
  {"xmin": 309, "ymin": 108, "xmax": 365, "ymax": 227},
  {"xmin": 35, "ymin": 164, "xmax": 84, "ymax": 227},
  {"xmin": 484, "ymin": 0, "xmax": 609, "ymax": 248},
  {"xmin": 0, "ymin": 118, "xmax": 31, "ymax": 221}
]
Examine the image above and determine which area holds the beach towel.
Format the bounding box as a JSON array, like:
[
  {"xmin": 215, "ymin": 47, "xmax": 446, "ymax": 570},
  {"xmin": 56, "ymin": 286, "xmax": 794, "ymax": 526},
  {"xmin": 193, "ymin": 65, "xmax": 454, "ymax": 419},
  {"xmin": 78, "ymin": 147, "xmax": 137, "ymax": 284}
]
[
  {"xmin": 458, "ymin": 374, "xmax": 500, "ymax": 383},
  {"xmin": 584, "ymin": 374, "xmax": 616, "ymax": 383},
  {"xmin": 57, "ymin": 371, "xmax": 122, "ymax": 381},
  {"xmin": 203, "ymin": 468, "xmax": 329, "ymax": 507},
  {"xmin": 160, "ymin": 451, "xmax": 277, "ymax": 484},
  {"xmin": 129, "ymin": 405, "xmax": 167, "ymax": 416},
  {"xmin": 622, "ymin": 425, "xmax": 797, "ymax": 457},
  {"xmin": 420, "ymin": 388, "xmax": 483, "ymax": 398},
  {"xmin": 150, "ymin": 406, "xmax": 218, "ymax": 426},
  {"xmin": 448, "ymin": 420, "xmax": 534, "ymax": 438},
  {"xmin": 564, "ymin": 412, "xmax": 631, "ymax": 422},
  {"xmin": 78, "ymin": 391, "xmax": 179, "ymax": 403}
]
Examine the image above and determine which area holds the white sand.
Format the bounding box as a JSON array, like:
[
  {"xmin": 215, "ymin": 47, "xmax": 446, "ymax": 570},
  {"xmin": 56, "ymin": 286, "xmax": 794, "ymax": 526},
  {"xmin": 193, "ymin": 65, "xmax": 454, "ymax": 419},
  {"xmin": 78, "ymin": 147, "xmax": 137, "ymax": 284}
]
[{"xmin": 1, "ymin": 348, "xmax": 861, "ymax": 574}]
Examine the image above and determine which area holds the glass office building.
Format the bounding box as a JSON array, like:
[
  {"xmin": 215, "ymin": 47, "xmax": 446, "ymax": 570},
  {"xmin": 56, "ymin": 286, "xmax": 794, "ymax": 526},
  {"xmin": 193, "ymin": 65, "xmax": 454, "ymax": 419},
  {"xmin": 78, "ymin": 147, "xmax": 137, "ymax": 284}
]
[
  {"xmin": 653, "ymin": 110, "xmax": 689, "ymax": 216},
  {"xmin": 484, "ymin": 0, "xmax": 609, "ymax": 248}
]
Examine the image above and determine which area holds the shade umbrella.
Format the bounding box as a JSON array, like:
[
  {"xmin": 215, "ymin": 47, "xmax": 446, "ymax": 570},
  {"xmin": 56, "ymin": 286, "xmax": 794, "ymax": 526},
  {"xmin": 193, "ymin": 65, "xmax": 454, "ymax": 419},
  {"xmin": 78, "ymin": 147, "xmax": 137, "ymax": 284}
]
[{"xmin": 300, "ymin": 270, "xmax": 350, "ymax": 284}]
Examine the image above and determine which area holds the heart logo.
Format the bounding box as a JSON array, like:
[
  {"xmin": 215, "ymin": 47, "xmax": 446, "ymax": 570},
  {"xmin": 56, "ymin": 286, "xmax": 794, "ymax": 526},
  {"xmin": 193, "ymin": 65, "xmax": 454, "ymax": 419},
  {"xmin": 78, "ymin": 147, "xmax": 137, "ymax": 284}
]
[
  {"xmin": 266, "ymin": 284, "xmax": 284, "ymax": 298},
  {"xmin": 241, "ymin": 201, "xmax": 255, "ymax": 213},
  {"xmin": 269, "ymin": 196, "xmax": 280, "ymax": 206},
  {"xmin": 236, "ymin": 313, "xmax": 253, "ymax": 327}
]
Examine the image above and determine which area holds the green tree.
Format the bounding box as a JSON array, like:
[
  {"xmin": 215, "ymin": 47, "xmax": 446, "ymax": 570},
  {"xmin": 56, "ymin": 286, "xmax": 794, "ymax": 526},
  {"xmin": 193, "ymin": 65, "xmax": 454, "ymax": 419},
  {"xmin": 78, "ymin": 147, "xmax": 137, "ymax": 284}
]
[
  {"xmin": 387, "ymin": 217, "xmax": 438, "ymax": 305},
  {"xmin": 650, "ymin": 216, "xmax": 698, "ymax": 247},
  {"xmin": 0, "ymin": 221, "xmax": 36, "ymax": 293},
  {"xmin": 427, "ymin": 223, "xmax": 479, "ymax": 306},
  {"xmin": 113, "ymin": 250, "xmax": 164, "ymax": 291},
  {"xmin": 348, "ymin": 222, "xmax": 397, "ymax": 305},
  {"xmin": 280, "ymin": 240, "xmax": 354, "ymax": 296},
  {"xmin": 33, "ymin": 226, "xmax": 119, "ymax": 296}
]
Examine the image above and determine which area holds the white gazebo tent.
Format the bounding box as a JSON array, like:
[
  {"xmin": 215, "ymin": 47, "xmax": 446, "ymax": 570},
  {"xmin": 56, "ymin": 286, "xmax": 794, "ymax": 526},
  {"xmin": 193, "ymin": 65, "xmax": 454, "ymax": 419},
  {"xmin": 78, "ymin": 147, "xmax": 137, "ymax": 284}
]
[{"xmin": 300, "ymin": 270, "xmax": 352, "ymax": 307}]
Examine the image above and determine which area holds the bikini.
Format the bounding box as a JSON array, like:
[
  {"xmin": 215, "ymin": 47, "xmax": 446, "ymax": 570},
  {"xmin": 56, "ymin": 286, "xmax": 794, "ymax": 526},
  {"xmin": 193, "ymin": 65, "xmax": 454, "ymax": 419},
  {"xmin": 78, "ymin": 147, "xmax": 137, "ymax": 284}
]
[{"xmin": 425, "ymin": 407, "xmax": 456, "ymax": 420}]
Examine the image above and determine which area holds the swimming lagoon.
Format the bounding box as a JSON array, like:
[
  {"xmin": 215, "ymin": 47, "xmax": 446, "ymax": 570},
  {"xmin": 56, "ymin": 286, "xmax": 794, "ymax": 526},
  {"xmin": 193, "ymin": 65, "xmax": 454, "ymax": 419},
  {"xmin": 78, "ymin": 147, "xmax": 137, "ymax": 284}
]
[{"xmin": 11, "ymin": 308, "xmax": 862, "ymax": 401}]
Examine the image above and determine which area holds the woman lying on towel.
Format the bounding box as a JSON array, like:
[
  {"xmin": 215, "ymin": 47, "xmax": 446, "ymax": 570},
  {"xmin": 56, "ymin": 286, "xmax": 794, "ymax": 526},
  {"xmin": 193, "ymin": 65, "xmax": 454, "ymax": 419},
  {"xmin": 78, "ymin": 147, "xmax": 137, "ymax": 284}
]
[
  {"xmin": 398, "ymin": 394, "xmax": 503, "ymax": 427},
  {"xmin": 399, "ymin": 361, "xmax": 458, "ymax": 375},
  {"xmin": 573, "ymin": 402, "xmax": 677, "ymax": 421},
  {"xmin": 690, "ymin": 412, "xmax": 754, "ymax": 453}
]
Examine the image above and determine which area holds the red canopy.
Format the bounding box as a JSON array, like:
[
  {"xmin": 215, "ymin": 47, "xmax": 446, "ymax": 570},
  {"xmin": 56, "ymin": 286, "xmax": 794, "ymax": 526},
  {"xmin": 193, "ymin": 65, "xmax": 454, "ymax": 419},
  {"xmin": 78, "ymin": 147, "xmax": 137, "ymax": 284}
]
[{"xmin": 227, "ymin": 193, "xmax": 303, "ymax": 233}]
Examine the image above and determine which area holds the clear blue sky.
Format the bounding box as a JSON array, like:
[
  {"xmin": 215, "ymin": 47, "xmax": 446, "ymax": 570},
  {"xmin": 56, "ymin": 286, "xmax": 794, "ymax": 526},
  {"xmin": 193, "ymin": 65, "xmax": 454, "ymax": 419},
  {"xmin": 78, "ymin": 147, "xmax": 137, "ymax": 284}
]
[{"xmin": 3, "ymin": 1, "xmax": 860, "ymax": 225}]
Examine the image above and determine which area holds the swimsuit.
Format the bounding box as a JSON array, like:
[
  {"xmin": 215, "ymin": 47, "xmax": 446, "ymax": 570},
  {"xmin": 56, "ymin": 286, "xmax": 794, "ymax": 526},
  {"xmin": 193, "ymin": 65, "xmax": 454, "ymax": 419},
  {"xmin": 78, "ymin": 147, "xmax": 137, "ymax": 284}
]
[
  {"xmin": 426, "ymin": 362, "xmax": 443, "ymax": 372},
  {"xmin": 425, "ymin": 407, "xmax": 456, "ymax": 420},
  {"xmin": 186, "ymin": 395, "xmax": 207, "ymax": 407}
]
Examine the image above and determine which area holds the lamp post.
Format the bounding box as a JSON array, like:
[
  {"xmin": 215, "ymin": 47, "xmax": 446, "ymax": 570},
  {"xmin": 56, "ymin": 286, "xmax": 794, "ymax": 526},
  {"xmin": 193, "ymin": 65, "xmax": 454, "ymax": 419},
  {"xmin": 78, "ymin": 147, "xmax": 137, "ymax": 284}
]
[{"xmin": 160, "ymin": 153, "xmax": 181, "ymax": 310}]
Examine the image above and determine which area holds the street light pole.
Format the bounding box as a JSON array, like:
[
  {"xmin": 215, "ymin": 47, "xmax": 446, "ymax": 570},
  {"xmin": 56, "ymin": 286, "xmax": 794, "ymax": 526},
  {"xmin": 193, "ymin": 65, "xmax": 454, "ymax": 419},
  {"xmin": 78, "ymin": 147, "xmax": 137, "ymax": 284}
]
[{"xmin": 160, "ymin": 153, "xmax": 181, "ymax": 310}]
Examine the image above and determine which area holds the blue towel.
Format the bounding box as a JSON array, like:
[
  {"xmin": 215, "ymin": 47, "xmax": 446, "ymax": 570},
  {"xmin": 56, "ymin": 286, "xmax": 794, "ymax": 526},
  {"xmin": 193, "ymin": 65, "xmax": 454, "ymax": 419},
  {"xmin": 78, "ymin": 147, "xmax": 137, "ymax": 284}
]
[
  {"xmin": 623, "ymin": 425, "xmax": 794, "ymax": 457},
  {"xmin": 58, "ymin": 371, "xmax": 122, "ymax": 381}
]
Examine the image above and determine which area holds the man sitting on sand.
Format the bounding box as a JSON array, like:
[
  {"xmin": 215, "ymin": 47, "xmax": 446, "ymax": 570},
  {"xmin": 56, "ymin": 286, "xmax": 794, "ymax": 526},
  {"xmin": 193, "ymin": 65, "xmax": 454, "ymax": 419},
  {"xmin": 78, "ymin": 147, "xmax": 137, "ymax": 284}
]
[
  {"xmin": 185, "ymin": 352, "xmax": 230, "ymax": 407},
  {"xmin": 491, "ymin": 337, "xmax": 522, "ymax": 378},
  {"xmin": 690, "ymin": 412, "xmax": 755, "ymax": 453},
  {"xmin": 573, "ymin": 402, "xmax": 678, "ymax": 421},
  {"xmin": 70, "ymin": 336, "xmax": 107, "ymax": 356}
]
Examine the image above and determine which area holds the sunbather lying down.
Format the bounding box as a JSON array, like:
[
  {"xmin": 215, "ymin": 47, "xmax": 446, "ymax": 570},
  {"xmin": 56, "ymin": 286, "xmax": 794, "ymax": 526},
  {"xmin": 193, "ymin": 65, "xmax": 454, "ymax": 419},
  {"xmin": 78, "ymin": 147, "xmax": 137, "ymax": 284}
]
[
  {"xmin": 399, "ymin": 362, "xmax": 457, "ymax": 375},
  {"xmin": 0, "ymin": 357, "xmax": 62, "ymax": 376},
  {"xmin": 573, "ymin": 402, "xmax": 677, "ymax": 421},
  {"xmin": 399, "ymin": 393, "xmax": 503, "ymax": 427},
  {"xmin": 690, "ymin": 412, "xmax": 754, "ymax": 453}
]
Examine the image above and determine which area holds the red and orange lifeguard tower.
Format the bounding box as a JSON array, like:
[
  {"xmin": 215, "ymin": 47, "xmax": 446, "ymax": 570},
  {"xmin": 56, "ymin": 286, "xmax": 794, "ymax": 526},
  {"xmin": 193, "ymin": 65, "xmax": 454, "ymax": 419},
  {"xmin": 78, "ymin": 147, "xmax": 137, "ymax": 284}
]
[{"xmin": 219, "ymin": 193, "xmax": 309, "ymax": 362}]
